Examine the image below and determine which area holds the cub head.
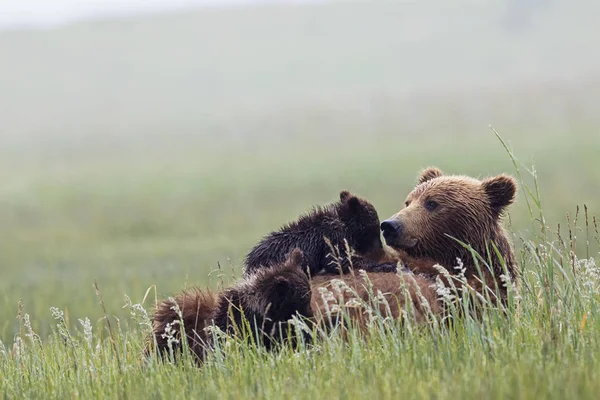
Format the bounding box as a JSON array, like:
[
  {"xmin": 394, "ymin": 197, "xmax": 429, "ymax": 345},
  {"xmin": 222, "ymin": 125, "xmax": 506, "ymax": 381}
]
[
  {"xmin": 337, "ymin": 190, "xmax": 386, "ymax": 259},
  {"xmin": 380, "ymin": 167, "xmax": 517, "ymax": 273},
  {"xmin": 253, "ymin": 248, "xmax": 314, "ymax": 322}
]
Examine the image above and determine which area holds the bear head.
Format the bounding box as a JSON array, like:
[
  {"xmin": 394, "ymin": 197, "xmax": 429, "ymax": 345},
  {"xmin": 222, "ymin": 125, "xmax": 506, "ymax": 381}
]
[
  {"xmin": 380, "ymin": 167, "xmax": 517, "ymax": 279},
  {"xmin": 250, "ymin": 248, "xmax": 314, "ymax": 323},
  {"xmin": 337, "ymin": 190, "xmax": 386, "ymax": 259}
]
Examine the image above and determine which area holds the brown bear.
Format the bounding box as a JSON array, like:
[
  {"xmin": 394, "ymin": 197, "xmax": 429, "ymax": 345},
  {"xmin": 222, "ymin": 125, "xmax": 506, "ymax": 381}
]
[
  {"xmin": 244, "ymin": 190, "xmax": 399, "ymax": 278},
  {"xmin": 309, "ymin": 269, "xmax": 440, "ymax": 331},
  {"xmin": 147, "ymin": 169, "xmax": 519, "ymax": 363},
  {"xmin": 146, "ymin": 248, "xmax": 314, "ymax": 365},
  {"xmin": 380, "ymin": 167, "xmax": 518, "ymax": 305}
]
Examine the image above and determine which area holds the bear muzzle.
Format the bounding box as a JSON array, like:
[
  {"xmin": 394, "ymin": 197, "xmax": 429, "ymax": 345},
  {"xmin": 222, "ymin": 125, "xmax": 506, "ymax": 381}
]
[
  {"xmin": 381, "ymin": 218, "xmax": 418, "ymax": 249},
  {"xmin": 381, "ymin": 218, "xmax": 403, "ymax": 241}
]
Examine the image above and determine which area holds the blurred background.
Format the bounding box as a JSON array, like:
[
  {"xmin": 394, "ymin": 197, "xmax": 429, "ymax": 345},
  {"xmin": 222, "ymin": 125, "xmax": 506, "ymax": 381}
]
[{"xmin": 1, "ymin": 0, "xmax": 599, "ymax": 340}]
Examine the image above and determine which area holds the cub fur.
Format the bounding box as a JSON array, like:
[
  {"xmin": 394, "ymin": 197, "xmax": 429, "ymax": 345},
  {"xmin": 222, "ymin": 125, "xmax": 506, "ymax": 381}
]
[{"xmin": 244, "ymin": 190, "xmax": 398, "ymax": 278}]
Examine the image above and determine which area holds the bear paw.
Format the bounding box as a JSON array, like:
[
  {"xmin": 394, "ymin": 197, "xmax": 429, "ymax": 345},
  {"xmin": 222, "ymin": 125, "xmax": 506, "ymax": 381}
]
[{"xmin": 365, "ymin": 262, "xmax": 398, "ymax": 273}]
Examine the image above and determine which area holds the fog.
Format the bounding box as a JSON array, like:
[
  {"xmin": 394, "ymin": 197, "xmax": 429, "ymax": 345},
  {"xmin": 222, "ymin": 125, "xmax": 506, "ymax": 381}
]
[
  {"xmin": 0, "ymin": 0, "xmax": 323, "ymax": 29},
  {"xmin": 0, "ymin": 0, "xmax": 598, "ymax": 155}
]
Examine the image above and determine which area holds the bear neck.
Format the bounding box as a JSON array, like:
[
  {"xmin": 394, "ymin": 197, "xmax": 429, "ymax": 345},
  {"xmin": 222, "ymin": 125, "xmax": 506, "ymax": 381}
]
[
  {"xmin": 438, "ymin": 222, "xmax": 517, "ymax": 282},
  {"xmin": 334, "ymin": 205, "xmax": 359, "ymax": 248}
]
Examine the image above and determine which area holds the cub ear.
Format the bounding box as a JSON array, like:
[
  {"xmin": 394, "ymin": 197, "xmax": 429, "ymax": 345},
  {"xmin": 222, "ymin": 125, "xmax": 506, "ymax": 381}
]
[
  {"xmin": 482, "ymin": 174, "xmax": 517, "ymax": 215},
  {"xmin": 287, "ymin": 248, "xmax": 306, "ymax": 266},
  {"xmin": 339, "ymin": 190, "xmax": 360, "ymax": 209},
  {"xmin": 417, "ymin": 167, "xmax": 443, "ymax": 185},
  {"xmin": 286, "ymin": 247, "xmax": 311, "ymax": 276},
  {"xmin": 273, "ymin": 275, "xmax": 292, "ymax": 295},
  {"xmin": 339, "ymin": 190, "xmax": 352, "ymax": 202}
]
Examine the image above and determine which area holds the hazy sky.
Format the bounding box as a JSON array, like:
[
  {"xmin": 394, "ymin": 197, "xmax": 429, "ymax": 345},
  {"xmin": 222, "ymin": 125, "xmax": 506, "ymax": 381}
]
[{"xmin": 0, "ymin": 0, "xmax": 320, "ymax": 29}]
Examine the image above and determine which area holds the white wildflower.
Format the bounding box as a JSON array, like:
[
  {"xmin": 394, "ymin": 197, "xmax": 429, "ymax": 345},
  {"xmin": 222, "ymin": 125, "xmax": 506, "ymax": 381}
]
[
  {"xmin": 161, "ymin": 321, "xmax": 180, "ymax": 343},
  {"xmin": 330, "ymin": 279, "xmax": 352, "ymax": 296},
  {"xmin": 454, "ymin": 257, "xmax": 466, "ymax": 277},
  {"xmin": 328, "ymin": 304, "xmax": 341, "ymax": 314},
  {"xmin": 317, "ymin": 287, "xmax": 336, "ymax": 303},
  {"xmin": 344, "ymin": 298, "xmax": 363, "ymax": 308},
  {"xmin": 23, "ymin": 313, "xmax": 41, "ymax": 346},
  {"xmin": 78, "ymin": 317, "xmax": 93, "ymax": 349},
  {"xmin": 49, "ymin": 307, "xmax": 63, "ymax": 320},
  {"xmin": 433, "ymin": 263, "xmax": 452, "ymax": 278},
  {"xmin": 572, "ymin": 256, "xmax": 600, "ymax": 306},
  {"xmin": 288, "ymin": 315, "xmax": 314, "ymax": 336},
  {"xmin": 434, "ymin": 277, "xmax": 454, "ymax": 302},
  {"xmin": 12, "ymin": 336, "xmax": 24, "ymax": 359},
  {"xmin": 50, "ymin": 306, "xmax": 73, "ymax": 344},
  {"xmin": 122, "ymin": 295, "xmax": 153, "ymax": 331}
]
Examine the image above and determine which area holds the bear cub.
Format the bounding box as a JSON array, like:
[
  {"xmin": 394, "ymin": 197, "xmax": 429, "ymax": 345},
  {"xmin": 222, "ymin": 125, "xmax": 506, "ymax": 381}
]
[
  {"xmin": 244, "ymin": 190, "xmax": 398, "ymax": 278},
  {"xmin": 147, "ymin": 248, "xmax": 314, "ymax": 365}
]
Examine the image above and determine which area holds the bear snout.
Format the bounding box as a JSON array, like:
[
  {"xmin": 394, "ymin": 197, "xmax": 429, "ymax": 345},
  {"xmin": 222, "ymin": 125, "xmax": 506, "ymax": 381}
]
[{"xmin": 381, "ymin": 219, "xmax": 403, "ymax": 241}]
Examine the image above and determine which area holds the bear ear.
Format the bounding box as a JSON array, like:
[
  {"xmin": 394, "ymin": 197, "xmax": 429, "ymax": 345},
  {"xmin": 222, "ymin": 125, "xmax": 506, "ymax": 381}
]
[
  {"xmin": 287, "ymin": 248, "xmax": 306, "ymax": 266},
  {"xmin": 482, "ymin": 174, "xmax": 517, "ymax": 216},
  {"xmin": 286, "ymin": 247, "xmax": 311, "ymax": 275},
  {"xmin": 339, "ymin": 190, "xmax": 360, "ymax": 209},
  {"xmin": 417, "ymin": 167, "xmax": 443, "ymax": 185},
  {"xmin": 273, "ymin": 275, "xmax": 292, "ymax": 295},
  {"xmin": 339, "ymin": 190, "xmax": 352, "ymax": 202}
]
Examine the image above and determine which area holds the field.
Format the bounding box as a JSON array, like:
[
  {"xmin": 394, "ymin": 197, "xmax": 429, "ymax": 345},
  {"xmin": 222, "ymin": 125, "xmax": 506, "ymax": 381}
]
[{"xmin": 2, "ymin": 1, "xmax": 600, "ymax": 398}]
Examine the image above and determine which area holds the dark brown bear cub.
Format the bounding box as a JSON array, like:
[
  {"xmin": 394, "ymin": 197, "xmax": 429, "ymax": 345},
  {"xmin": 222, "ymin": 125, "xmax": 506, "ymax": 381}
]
[
  {"xmin": 146, "ymin": 249, "xmax": 313, "ymax": 365},
  {"xmin": 213, "ymin": 248, "xmax": 313, "ymax": 350},
  {"xmin": 380, "ymin": 167, "xmax": 518, "ymax": 304},
  {"xmin": 244, "ymin": 190, "xmax": 398, "ymax": 278}
]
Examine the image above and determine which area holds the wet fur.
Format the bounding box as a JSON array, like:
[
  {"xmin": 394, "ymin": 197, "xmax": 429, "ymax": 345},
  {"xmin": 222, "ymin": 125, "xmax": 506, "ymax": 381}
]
[
  {"xmin": 384, "ymin": 167, "xmax": 518, "ymax": 305},
  {"xmin": 146, "ymin": 249, "xmax": 314, "ymax": 364},
  {"xmin": 244, "ymin": 191, "xmax": 398, "ymax": 278},
  {"xmin": 310, "ymin": 271, "xmax": 440, "ymax": 329},
  {"xmin": 147, "ymin": 248, "xmax": 437, "ymax": 365}
]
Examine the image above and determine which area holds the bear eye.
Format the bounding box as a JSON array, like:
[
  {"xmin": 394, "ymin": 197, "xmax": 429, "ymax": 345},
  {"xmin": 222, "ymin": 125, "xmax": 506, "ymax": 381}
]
[{"xmin": 424, "ymin": 199, "xmax": 438, "ymax": 211}]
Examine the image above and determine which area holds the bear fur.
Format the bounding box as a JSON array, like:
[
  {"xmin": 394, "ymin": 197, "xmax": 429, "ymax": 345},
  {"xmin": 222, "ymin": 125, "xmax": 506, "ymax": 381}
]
[
  {"xmin": 244, "ymin": 190, "xmax": 399, "ymax": 278},
  {"xmin": 380, "ymin": 167, "xmax": 518, "ymax": 304},
  {"xmin": 147, "ymin": 288, "xmax": 219, "ymax": 363},
  {"xmin": 146, "ymin": 248, "xmax": 314, "ymax": 365},
  {"xmin": 309, "ymin": 270, "xmax": 440, "ymax": 330},
  {"xmin": 147, "ymin": 248, "xmax": 433, "ymax": 365}
]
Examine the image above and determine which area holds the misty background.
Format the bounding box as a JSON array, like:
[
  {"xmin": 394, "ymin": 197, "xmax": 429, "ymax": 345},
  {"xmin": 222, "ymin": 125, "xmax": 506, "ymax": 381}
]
[{"xmin": 1, "ymin": 0, "xmax": 598, "ymax": 154}]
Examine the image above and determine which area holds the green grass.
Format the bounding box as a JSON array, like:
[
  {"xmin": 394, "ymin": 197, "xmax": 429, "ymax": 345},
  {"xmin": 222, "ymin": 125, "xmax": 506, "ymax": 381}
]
[{"xmin": 1, "ymin": 126, "xmax": 600, "ymax": 399}]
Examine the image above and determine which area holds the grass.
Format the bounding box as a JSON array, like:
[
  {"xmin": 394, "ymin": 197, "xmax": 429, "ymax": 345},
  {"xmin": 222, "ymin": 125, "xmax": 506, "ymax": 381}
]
[{"xmin": 1, "ymin": 127, "xmax": 600, "ymax": 399}]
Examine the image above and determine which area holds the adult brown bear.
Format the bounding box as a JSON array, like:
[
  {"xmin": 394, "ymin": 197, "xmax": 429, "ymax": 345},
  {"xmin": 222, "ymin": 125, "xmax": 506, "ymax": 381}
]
[{"xmin": 380, "ymin": 167, "xmax": 519, "ymax": 305}]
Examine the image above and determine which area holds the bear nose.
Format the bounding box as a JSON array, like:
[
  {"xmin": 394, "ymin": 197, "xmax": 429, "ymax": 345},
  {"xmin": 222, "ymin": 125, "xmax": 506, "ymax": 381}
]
[{"xmin": 381, "ymin": 219, "xmax": 402, "ymax": 240}]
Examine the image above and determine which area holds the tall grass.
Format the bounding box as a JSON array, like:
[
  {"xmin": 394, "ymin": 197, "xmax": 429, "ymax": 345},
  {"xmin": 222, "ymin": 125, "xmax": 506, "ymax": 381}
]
[{"xmin": 1, "ymin": 135, "xmax": 599, "ymax": 399}]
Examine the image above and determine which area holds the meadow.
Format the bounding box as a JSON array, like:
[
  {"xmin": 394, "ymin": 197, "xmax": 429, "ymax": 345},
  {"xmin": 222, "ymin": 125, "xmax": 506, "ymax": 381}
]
[
  {"xmin": 2, "ymin": 123, "xmax": 600, "ymax": 398},
  {"xmin": 2, "ymin": 1, "xmax": 600, "ymax": 398}
]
